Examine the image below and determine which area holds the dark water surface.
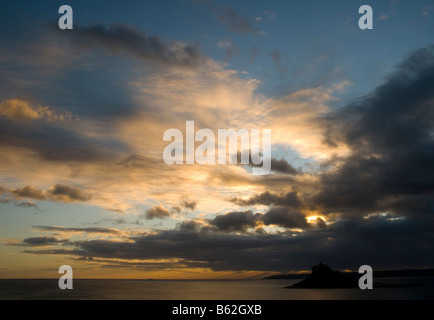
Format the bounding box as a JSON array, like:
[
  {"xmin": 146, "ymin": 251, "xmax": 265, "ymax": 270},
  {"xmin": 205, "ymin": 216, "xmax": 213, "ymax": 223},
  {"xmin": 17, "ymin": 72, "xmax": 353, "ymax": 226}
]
[{"xmin": 0, "ymin": 278, "xmax": 433, "ymax": 300}]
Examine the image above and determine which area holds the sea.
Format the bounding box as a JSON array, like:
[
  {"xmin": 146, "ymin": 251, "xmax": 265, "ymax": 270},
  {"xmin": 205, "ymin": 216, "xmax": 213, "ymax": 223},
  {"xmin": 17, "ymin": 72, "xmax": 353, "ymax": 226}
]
[{"xmin": 0, "ymin": 277, "xmax": 434, "ymax": 300}]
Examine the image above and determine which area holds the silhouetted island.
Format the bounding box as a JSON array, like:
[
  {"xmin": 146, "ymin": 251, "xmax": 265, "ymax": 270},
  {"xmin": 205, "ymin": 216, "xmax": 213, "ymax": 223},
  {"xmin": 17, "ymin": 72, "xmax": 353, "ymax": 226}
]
[
  {"xmin": 287, "ymin": 262, "xmax": 359, "ymax": 289},
  {"xmin": 265, "ymin": 266, "xmax": 434, "ymax": 280},
  {"xmin": 280, "ymin": 262, "xmax": 426, "ymax": 289}
]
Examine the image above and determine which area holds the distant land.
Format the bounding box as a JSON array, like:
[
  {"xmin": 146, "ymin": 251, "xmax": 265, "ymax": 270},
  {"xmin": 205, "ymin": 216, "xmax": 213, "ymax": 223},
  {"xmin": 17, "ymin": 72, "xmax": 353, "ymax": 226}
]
[
  {"xmin": 279, "ymin": 263, "xmax": 428, "ymax": 289},
  {"xmin": 264, "ymin": 268, "xmax": 434, "ymax": 280}
]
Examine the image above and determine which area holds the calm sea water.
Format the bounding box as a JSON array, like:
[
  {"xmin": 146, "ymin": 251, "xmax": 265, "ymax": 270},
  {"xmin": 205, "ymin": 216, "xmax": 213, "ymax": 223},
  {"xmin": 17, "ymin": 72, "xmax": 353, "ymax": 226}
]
[{"xmin": 0, "ymin": 278, "xmax": 433, "ymax": 300}]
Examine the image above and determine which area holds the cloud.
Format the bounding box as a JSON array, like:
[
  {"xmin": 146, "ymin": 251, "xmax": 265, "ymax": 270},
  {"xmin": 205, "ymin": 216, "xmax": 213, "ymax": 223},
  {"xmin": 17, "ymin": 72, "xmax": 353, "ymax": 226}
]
[
  {"xmin": 11, "ymin": 186, "xmax": 46, "ymax": 200},
  {"xmin": 316, "ymin": 45, "xmax": 434, "ymax": 218},
  {"xmin": 47, "ymin": 184, "xmax": 91, "ymax": 202},
  {"xmin": 33, "ymin": 225, "xmax": 124, "ymax": 235},
  {"xmin": 242, "ymin": 155, "xmax": 299, "ymax": 175},
  {"xmin": 0, "ymin": 99, "xmax": 40, "ymax": 122},
  {"xmin": 0, "ymin": 187, "xmax": 38, "ymax": 208},
  {"xmin": 22, "ymin": 237, "xmax": 69, "ymax": 247},
  {"xmin": 2, "ymin": 4, "xmax": 434, "ymax": 276},
  {"xmin": 23, "ymin": 248, "xmax": 84, "ymax": 256},
  {"xmin": 261, "ymin": 207, "xmax": 309, "ymax": 229},
  {"xmin": 231, "ymin": 191, "xmax": 301, "ymax": 208},
  {"xmin": 178, "ymin": 219, "xmax": 210, "ymax": 233},
  {"xmin": 60, "ymin": 23, "xmax": 206, "ymax": 67},
  {"xmin": 206, "ymin": 206, "xmax": 312, "ymax": 233},
  {"xmin": 7, "ymin": 184, "xmax": 91, "ymax": 203},
  {"xmin": 144, "ymin": 205, "xmax": 171, "ymax": 220},
  {"xmin": 216, "ymin": 7, "xmax": 263, "ymax": 35},
  {"xmin": 22, "ymin": 213, "xmax": 434, "ymax": 272},
  {"xmin": 270, "ymin": 159, "xmax": 299, "ymax": 174},
  {"xmin": 210, "ymin": 210, "xmax": 263, "ymax": 232},
  {"xmin": 181, "ymin": 199, "xmax": 197, "ymax": 211},
  {"xmin": 265, "ymin": 83, "xmax": 351, "ymax": 161},
  {"xmin": 0, "ymin": 110, "xmax": 117, "ymax": 163},
  {"xmin": 0, "ymin": 99, "xmax": 73, "ymax": 123}
]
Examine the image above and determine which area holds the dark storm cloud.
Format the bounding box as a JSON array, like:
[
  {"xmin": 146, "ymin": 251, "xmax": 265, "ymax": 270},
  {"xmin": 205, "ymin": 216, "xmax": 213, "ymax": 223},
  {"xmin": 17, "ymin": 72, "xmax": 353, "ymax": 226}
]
[
  {"xmin": 262, "ymin": 207, "xmax": 309, "ymax": 229},
  {"xmin": 270, "ymin": 158, "xmax": 299, "ymax": 174},
  {"xmin": 315, "ymin": 45, "xmax": 434, "ymax": 217},
  {"xmin": 178, "ymin": 220, "xmax": 207, "ymax": 233},
  {"xmin": 23, "ymin": 214, "xmax": 434, "ymax": 272},
  {"xmin": 238, "ymin": 154, "xmax": 298, "ymax": 175},
  {"xmin": 248, "ymin": 158, "xmax": 299, "ymax": 174},
  {"xmin": 207, "ymin": 207, "xmax": 310, "ymax": 232},
  {"xmin": 230, "ymin": 191, "xmax": 301, "ymax": 208},
  {"xmin": 210, "ymin": 210, "xmax": 263, "ymax": 232},
  {"xmin": 215, "ymin": 7, "xmax": 262, "ymax": 35},
  {"xmin": 59, "ymin": 23, "xmax": 205, "ymax": 67}
]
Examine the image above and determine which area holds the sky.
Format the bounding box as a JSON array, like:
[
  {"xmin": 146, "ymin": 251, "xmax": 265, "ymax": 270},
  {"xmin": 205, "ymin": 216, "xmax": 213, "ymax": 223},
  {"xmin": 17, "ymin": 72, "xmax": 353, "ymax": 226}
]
[{"xmin": 1, "ymin": 0, "xmax": 434, "ymax": 279}]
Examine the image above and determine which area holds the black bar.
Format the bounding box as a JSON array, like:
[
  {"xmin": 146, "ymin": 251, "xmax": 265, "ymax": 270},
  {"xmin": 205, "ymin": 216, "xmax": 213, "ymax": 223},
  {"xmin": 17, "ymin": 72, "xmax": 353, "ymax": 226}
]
[{"xmin": 0, "ymin": 300, "xmax": 432, "ymax": 319}]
